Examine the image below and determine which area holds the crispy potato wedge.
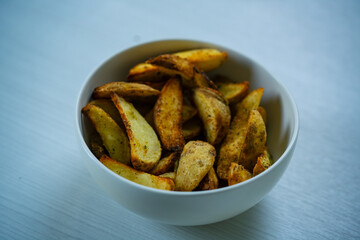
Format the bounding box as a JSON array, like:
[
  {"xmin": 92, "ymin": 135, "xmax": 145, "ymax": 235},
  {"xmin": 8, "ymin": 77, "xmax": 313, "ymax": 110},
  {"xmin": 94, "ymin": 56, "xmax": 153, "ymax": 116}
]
[
  {"xmin": 92, "ymin": 82, "xmax": 160, "ymax": 101},
  {"xmin": 147, "ymin": 54, "xmax": 210, "ymax": 89},
  {"xmin": 140, "ymin": 81, "xmax": 167, "ymax": 90},
  {"xmin": 196, "ymin": 167, "xmax": 218, "ymax": 190},
  {"xmin": 253, "ymin": 147, "xmax": 273, "ymax": 176},
  {"xmin": 154, "ymin": 77, "xmax": 185, "ymax": 152},
  {"xmin": 88, "ymin": 99, "xmax": 124, "ymax": 128},
  {"xmin": 100, "ymin": 155, "xmax": 174, "ymax": 190},
  {"xmin": 173, "ymin": 48, "xmax": 228, "ymax": 72},
  {"xmin": 182, "ymin": 104, "xmax": 198, "ymax": 123},
  {"xmin": 216, "ymin": 88, "xmax": 264, "ymax": 180},
  {"xmin": 111, "ymin": 93, "xmax": 161, "ymax": 171},
  {"xmin": 175, "ymin": 141, "xmax": 216, "ymax": 191},
  {"xmin": 214, "ymin": 76, "xmax": 249, "ymax": 104},
  {"xmin": 159, "ymin": 172, "xmax": 176, "ymax": 180},
  {"xmin": 82, "ymin": 104, "xmax": 131, "ymax": 165},
  {"xmin": 128, "ymin": 63, "xmax": 177, "ymax": 83},
  {"xmin": 182, "ymin": 118, "xmax": 202, "ymax": 140},
  {"xmin": 150, "ymin": 152, "xmax": 179, "ymax": 175},
  {"xmin": 193, "ymin": 87, "xmax": 231, "ymax": 145},
  {"xmin": 228, "ymin": 162, "xmax": 252, "ymax": 186},
  {"xmin": 257, "ymin": 106, "xmax": 267, "ymax": 125},
  {"xmin": 239, "ymin": 109, "xmax": 267, "ymax": 170}
]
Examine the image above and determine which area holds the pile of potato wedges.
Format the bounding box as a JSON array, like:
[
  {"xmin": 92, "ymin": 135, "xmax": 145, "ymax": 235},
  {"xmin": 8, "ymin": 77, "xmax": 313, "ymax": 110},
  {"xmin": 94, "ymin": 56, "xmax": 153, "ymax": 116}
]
[{"xmin": 82, "ymin": 48, "xmax": 273, "ymax": 191}]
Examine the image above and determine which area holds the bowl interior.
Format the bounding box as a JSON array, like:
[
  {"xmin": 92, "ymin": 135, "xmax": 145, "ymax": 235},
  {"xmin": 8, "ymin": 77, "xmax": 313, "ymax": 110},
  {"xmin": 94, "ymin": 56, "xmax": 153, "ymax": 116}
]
[{"xmin": 77, "ymin": 39, "xmax": 298, "ymax": 190}]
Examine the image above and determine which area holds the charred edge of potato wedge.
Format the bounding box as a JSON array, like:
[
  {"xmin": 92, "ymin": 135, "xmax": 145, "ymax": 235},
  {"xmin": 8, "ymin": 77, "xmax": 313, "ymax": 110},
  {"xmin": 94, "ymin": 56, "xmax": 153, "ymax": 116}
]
[
  {"xmin": 193, "ymin": 87, "xmax": 231, "ymax": 145},
  {"xmin": 82, "ymin": 104, "xmax": 131, "ymax": 165},
  {"xmin": 228, "ymin": 162, "xmax": 252, "ymax": 186},
  {"xmin": 92, "ymin": 82, "xmax": 160, "ymax": 100},
  {"xmin": 175, "ymin": 141, "xmax": 216, "ymax": 191},
  {"xmin": 216, "ymin": 88, "xmax": 264, "ymax": 180},
  {"xmin": 100, "ymin": 155, "xmax": 175, "ymax": 191},
  {"xmin": 111, "ymin": 93, "xmax": 161, "ymax": 172},
  {"xmin": 154, "ymin": 77, "xmax": 185, "ymax": 152}
]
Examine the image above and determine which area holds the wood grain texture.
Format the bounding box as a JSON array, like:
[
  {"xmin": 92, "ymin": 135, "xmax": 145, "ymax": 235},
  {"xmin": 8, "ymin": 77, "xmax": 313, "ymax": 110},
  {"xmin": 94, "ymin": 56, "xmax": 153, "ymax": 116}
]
[{"xmin": 1, "ymin": 0, "xmax": 360, "ymax": 239}]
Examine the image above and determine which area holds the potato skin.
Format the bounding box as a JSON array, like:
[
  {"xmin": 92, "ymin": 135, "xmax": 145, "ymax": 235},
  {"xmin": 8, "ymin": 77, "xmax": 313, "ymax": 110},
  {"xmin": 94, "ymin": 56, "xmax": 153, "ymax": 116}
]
[
  {"xmin": 196, "ymin": 167, "xmax": 218, "ymax": 190},
  {"xmin": 100, "ymin": 155, "xmax": 174, "ymax": 191},
  {"xmin": 253, "ymin": 147, "xmax": 273, "ymax": 176},
  {"xmin": 150, "ymin": 152, "xmax": 179, "ymax": 176},
  {"xmin": 111, "ymin": 93, "xmax": 161, "ymax": 172},
  {"xmin": 154, "ymin": 77, "xmax": 185, "ymax": 152},
  {"xmin": 81, "ymin": 104, "xmax": 131, "ymax": 165},
  {"xmin": 175, "ymin": 141, "xmax": 216, "ymax": 191},
  {"xmin": 92, "ymin": 82, "xmax": 160, "ymax": 101},
  {"xmin": 216, "ymin": 88, "xmax": 264, "ymax": 180},
  {"xmin": 193, "ymin": 87, "xmax": 231, "ymax": 145}
]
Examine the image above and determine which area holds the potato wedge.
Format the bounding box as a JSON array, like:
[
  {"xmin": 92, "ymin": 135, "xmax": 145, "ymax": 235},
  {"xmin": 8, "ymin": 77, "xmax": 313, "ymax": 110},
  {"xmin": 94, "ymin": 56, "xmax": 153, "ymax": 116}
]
[
  {"xmin": 175, "ymin": 141, "xmax": 216, "ymax": 191},
  {"xmin": 239, "ymin": 109, "xmax": 267, "ymax": 170},
  {"xmin": 89, "ymin": 132, "xmax": 107, "ymax": 159},
  {"xmin": 257, "ymin": 106, "xmax": 267, "ymax": 125},
  {"xmin": 159, "ymin": 172, "xmax": 176, "ymax": 180},
  {"xmin": 100, "ymin": 155, "xmax": 174, "ymax": 190},
  {"xmin": 216, "ymin": 88, "xmax": 264, "ymax": 180},
  {"xmin": 253, "ymin": 147, "xmax": 273, "ymax": 176},
  {"xmin": 214, "ymin": 76, "xmax": 249, "ymax": 104},
  {"xmin": 154, "ymin": 77, "xmax": 185, "ymax": 152},
  {"xmin": 182, "ymin": 104, "xmax": 198, "ymax": 123},
  {"xmin": 196, "ymin": 167, "xmax": 218, "ymax": 190},
  {"xmin": 88, "ymin": 99, "xmax": 123, "ymax": 128},
  {"xmin": 182, "ymin": 118, "xmax": 202, "ymax": 140},
  {"xmin": 82, "ymin": 104, "xmax": 131, "ymax": 165},
  {"xmin": 140, "ymin": 81, "xmax": 167, "ymax": 90},
  {"xmin": 128, "ymin": 63, "xmax": 177, "ymax": 83},
  {"xmin": 150, "ymin": 152, "xmax": 179, "ymax": 176},
  {"xmin": 92, "ymin": 82, "xmax": 160, "ymax": 101},
  {"xmin": 173, "ymin": 48, "xmax": 228, "ymax": 72},
  {"xmin": 111, "ymin": 93, "xmax": 161, "ymax": 171},
  {"xmin": 228, "ymin": 162, "xmax": 252, "ymax": 186},
  {"xmin": 147, "ymin": 54, "xmax": 210, "ymax": 89},
  {"xmin": 193, "ymin": 87, "xmax": 231, "ymax": 145}
]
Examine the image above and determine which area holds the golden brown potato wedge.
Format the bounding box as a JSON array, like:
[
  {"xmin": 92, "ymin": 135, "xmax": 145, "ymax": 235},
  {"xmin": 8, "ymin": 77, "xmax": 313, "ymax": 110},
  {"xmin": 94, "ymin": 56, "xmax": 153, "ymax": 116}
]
[
  {"xmin": 128, "ymin": 63, "xmax": 176, "ymax": 83},
  {"xmin": 111, "ymin": 93, "xmax": 161, "ymax": 171},
  {"xmin": 257, "ymin": 106, "xmax": 267, "ymax": 125},
  {"xmin": 196, "ymin": 167, "xmax": 218, "ymax": 190},
  {"xmin": 214, "ymin": 76, "xmax": 249, "ymax": 104},
  {"xmin": 82, "ymin": 104, "xmax": 131, "ymax": 165},
  {"xmin": 88, "ymin": 99, "xmax": 124, "ymax": 128},
  {"xmin": 253, "ymin": 147, "xmax": 273, "ymax": 176},
  {"xmin": 140, "ymin": 81, "xmax": 167, "ymax": 90},
  {"xmin": 154, "ymin": 77, "xmax": 185, "ymax": 152},
  {"xmin": 158, "ymin": 172, "xmax": 176, "ymax": 180},
  {"xmin": 150, "ymin": 152, "xmax": 179, "ymax": 176},
  {"xmin": 228, "ymin": 162, "xmax": 252, "ymax": 186},
  {"xmin": 182, "ymin": 118, "xmax": 202, "ymax": 140},
  {"xmin": 173, "ymin": 48, "xmax": 228, "ymax": 72},
  {"xmin": 216, "ymin": 88, "xmax": 264, "ymax": 180},
  {"xmin": 100, "ymin": 155, "xmax": 174, "ymax": 190},
  {"xmin": 175, "ymin": 141, "xmax": 216, "ymax": 191},
  {"xmin": 238, "ymin": 109, "xmax": 267, "ymax": 171},
  {"xmin": 147, "ymin": 54, "xmax": 210, "ymax": 89},
  {"xmin": 92, "ymin": 82, "xmax": 160, "ymax": 101},
  {"xmin": 193, "ymin": 87, "xmax": 231, "ymax": 145}
]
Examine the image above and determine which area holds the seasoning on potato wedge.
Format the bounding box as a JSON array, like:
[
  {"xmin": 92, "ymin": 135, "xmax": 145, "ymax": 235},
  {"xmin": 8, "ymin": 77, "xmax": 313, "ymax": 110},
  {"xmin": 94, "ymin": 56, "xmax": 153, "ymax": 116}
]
[
  {"xmin": 92, "ymin": 82, "xmax": 160, "ymax": 100},
  {"xmin": 193, "ymin": 87, "xmax": 231, "ymax": 145},
  {"xmin": 228, "ymin": 162, "xmax": 252, "ymax": 186},
  {"xmin": 100, "ymin": 155, "xmax": 174, "ymax": 190},
  {"xmin": 216, "ymin": 88, "xmax": 264, "ymax": 180},
  {"xmin": 175, "ymin": 141, "xmax": 216, "ymax": 191},
  {"xmin": 214, "ymin": 76, "xmax": 249, "ymax": 104},
  {"xmin": 150, "ymin": 152, "xmax": 179, "ymax": 176},
  {"xmin": 82, "ymin": 104, "xmax": 131, "ymax": 165},
  {"xmin": 196, "ymin": 167, "xmax": 218, "ymax": 190},
  {"xmin": 154, "ymin": 76, "xmax": 185, "ymax": 152},
  {"xmin": 253, "ymin": 147, "xmax": 273, "ymax": 176},
  {"xmin": 111, "ymin": 93, "xmax": 161, "ymax": 171}
]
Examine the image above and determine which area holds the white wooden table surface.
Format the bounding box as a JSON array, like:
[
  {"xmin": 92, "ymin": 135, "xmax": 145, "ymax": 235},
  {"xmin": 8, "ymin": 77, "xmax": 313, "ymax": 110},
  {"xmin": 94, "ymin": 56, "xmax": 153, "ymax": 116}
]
[{"xmin": 1, "ymin": 1, "xmax": 359, "ymax": 239}]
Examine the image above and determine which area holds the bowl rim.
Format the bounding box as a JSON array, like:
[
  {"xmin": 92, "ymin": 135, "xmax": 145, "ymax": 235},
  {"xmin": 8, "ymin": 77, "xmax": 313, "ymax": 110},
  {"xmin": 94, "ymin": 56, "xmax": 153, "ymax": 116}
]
[{"xmin": 75, "ymin": 38, "xmax": 299, "ymax": 196}]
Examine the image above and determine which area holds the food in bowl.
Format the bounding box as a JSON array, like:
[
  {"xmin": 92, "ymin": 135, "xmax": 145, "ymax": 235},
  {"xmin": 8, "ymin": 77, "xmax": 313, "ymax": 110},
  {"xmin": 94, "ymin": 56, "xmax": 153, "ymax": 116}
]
[{"xmin": 81, "ymin": 48, "xmax": 274, "ymax": 191}]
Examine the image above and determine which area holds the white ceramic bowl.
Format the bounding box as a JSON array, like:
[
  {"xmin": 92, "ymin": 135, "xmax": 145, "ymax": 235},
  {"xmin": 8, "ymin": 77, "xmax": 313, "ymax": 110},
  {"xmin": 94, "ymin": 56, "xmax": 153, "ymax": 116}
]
[{"xmin": 75, "ymin": 39, "xmax": 299, "ymax": 226}]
